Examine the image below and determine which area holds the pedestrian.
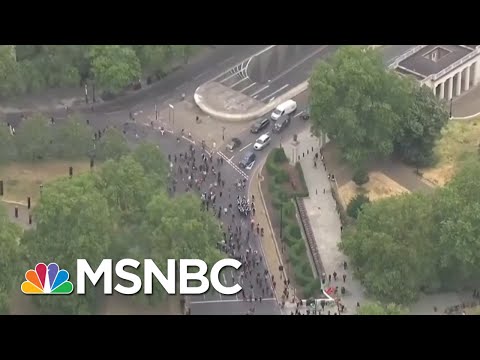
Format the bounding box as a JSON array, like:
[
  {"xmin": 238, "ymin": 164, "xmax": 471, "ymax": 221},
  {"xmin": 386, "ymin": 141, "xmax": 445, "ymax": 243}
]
[
  {"xmin": 333, "ymin": 271, "xmax": 337, "ymax": 281},
  {"xmin": 344, "ymin": 261, "xmax": 348, "ymax": 270},
  {"xmin": 323, "ymin": 188, "xmax": 325, "ymax": 194},
  {"xmin": 328, "ymin": 274, "xmax": 331, "ymax": 282},
  {"xmin": 357, "ymin": 302, "xmax": 360, "ymax": 308},
  {"xmin": 343, "ymin": 274, "xmax": 346, "ymax": 282}
]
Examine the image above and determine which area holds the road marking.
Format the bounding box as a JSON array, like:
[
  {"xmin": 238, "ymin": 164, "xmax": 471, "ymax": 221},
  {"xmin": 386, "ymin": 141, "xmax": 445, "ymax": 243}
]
[
  {"xmin": 294, "ymin": 111, "xmax": 305, "ymax": 118},
  {"xmin": 252, "ymin": 95, "xmax": 258, "ymax": 99},
  {"xmin": 239, "ymin": 143, "xmax": 252, "ymax": 152},
  {"xmin": 239, "ymin": 82, "xmax": 257, "ymax": 93},
  {"xmin": 222, "ymin": 273, "xmax": 227, "ymax": 285},
  {"xmin": 260, "ymin": 84, "xmax": 290, "ymax": 102},
  {"xmin": 190, "ymin": 298, "xmax": 276, "ymax": 305},
  {"xmin": 182, "ymin": 135, "xmax": 195, "ymax": 144},
  {"xmin": 220, "ymin": 70, "xmax": 243, "ymax": 84},
  {"xmin": 205, "ymin": 149, "xmax": 211, "ymax": 157},
  {"xmin": 251, "ymin": 85, "xmax": 270, "ymax": 97},
  {"xmin": 271, "ymin": 45, "xmax": 328, "ymax": 83},
  {"xmin": 231, "ymin": 77, "xmax": 249, "ymax": 88},
  {"xmin": 217, "ymin": 151, "xmax": 248, "ymax": 180},
  {"xmin": 228, "ymin": 155, "xmax": 234, "ymax": 161},
  {"xmin": 269, "ymin": 97, "xmax": 276, "ymax": 102}
]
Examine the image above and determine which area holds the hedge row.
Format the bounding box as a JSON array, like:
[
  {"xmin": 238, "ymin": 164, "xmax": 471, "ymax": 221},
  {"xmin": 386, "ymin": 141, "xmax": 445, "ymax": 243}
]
[{"xmin": 265, "ymin": 148, "xmax": 321, "ymax": 298}]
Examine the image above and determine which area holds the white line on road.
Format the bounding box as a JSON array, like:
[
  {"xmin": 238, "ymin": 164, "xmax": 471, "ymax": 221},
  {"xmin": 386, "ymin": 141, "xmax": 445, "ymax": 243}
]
[
  {"xmin": 220, "ymin": 70, "xmax": 242, "ymax": 84},
  {"xmin": 294, "ymin": 111, "xmax": 305, "ymax": 118},
  {"xmin": 190, "ymin": 298, "xmax": 276, "ymax": 305},
  {"xmin": 228, "ymin": 155, "xmax": 234, "ymax": 161},
  {"xmin": 231, "ymin": 77, "xmax": 249, "ymax": 88},
  {"xmin": 269, "ymin": 97, "xmax": 276, "ymax": 103},
  {"xmin": 182, "ymin": 135, "xmax": 195, "ymax": 144},
  {"xmin": 260, "ymin": 84, "xmax": 290, "ymax": 102},
  {"xmin": 239, "ymin": 143, "xmax": 252, "ymax": 152},
  {"xmin": 252, "ymin": 95, "xmax": 258, "ymax": 99},
  {"xmin": 239, "ymin": 82, "xmax": 257, "ymax": 93},
  {"xmin": 222, "ymin": 273, "xmax": 227, "ymax": 285},
  {"xmin": 271, "ymin": 45, "xmax": 328, "ymax": 83},
  {"xmin": 217, "ymin": 151, "xmax": 248, "ymax": 180},
  {"xmin": 251, "ymin": 85, "xmax": 270, "ymax": 97}
]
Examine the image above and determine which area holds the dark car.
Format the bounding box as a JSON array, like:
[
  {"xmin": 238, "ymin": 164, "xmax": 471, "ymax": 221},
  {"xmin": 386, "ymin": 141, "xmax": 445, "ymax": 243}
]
[
  {"xmin": 239, "ymin": 151, "xmax": 256, "ymax": 169},
  {"xmin": 250, "ymin": 118, "xmax": 270, "ymax": 133},
  {"xmin": 226, "ymin": 138, "xmax": 242, "ymax": 152},
  {"xmin": 273, "ymin": 114, "xmax": 291, "ymax": 133}
]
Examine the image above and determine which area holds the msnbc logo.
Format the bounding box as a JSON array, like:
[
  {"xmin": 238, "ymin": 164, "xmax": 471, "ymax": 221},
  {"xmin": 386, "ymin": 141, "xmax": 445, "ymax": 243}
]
[{"xmin": 21, "ymin": 263, "xmax": 74, "ymax": 295}]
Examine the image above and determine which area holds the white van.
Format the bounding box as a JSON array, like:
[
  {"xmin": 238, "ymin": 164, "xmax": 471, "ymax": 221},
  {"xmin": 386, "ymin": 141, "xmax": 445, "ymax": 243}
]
[{"xmin": 270, "ymin": 99, "xmax": 297, "ymax": 121}]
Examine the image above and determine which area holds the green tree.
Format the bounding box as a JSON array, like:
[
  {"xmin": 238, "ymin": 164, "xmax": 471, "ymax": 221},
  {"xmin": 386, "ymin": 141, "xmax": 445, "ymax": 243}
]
[
  {"xmin": 137, "ymin": 46, "xmax": 171, "ymax": 77},
  {"xmin": 309, "ymin": 46, "xmax": 410, "ymax": 167},
  {"xmin": 346, "ymin": 194, "xmax": 370, "ymax": 219},
  {"xmin": 133, "ymin": 192, "xmax": 223, "ymax": 305},
  {"xmin": 89, "ymin": 45, "xmax": 141, "ymax": 95},
  {"xmin": 0, "ymin": 45, "xmax": 23, "ymax": 97},
  {"xmin": 96, "ymin": 127, "xmax": 130, "ymax": 161},
  {"xmin": 357, "ymin": 302, "xmax": 407, "ymax": 315},
  {"xmin": 0, "ymin": 124, "xmax": 17, "ymax": 164},
  {"xmin": 132, "ymin": 143, "xmax": 168, "ymax": 188},
  {"xmin": 432, "ymin": 160, "xmax": 480, "ymax": 287},
  {"xmin": 14, "ymin": 114, "xmax": 53, "ymax": 161},
  {"xmin": 52, "ymin": 115, "xmax": 93, "ymax": 159},
  {"xmin": 340, "ymin": 193, "xmax": 438, "ymax": 304},
  {"xmin": 22, "ymin": 174, "xmax": 113, "ymax": 314},
  {"xmin": 95, "ymin": 155, "xmax": 152, "ymax": 223},
  {"xmin": 171, "ymin": 45, "xmax": 196, "ymax": 64},
  {"xmin": 0, "ymin": 204, "xmax": 23, "ymax": 314},
  {"xmin": 395, "ymin": 84, "xmax": 449, "ymax": 167}
]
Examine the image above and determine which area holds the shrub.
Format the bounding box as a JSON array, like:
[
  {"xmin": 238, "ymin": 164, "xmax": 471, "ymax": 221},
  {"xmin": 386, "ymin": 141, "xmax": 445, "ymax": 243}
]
[
  {"xmin": 271, "ymin": 192, "xmax": 284, "ymax": 210},
  {"xmin": 266, "ymin": 159, "xmax": 279, "ymax": 175},
  {"xmin": 283, "ymin": 201, "xmax": 296, "ymax": 217},
  {"xmin": 274, "ymin": 169, "xmax": 290, "ymax": 184},
  {"xmin": 294, "ymin": 162, "xmax": 309, "ymax": 197},
  {"xmin": 293, "ymin": 264, "xmax": 311, "ymax": 286},
  {"xmin": 288, "ymin": 224, "xmax": 302, "ymax": 239},
  {"xmin": 353, "ymin": 168, "xmax": 369, "ymax": 186},
  {"xmin": 304, "ymin": 279, "xmax": 322, "ymax": 298},
  {"xmin": 346, "ymin": 194, "xmax": 370, "ymax": 219},
  {"xmin": 272, "ymin": 148, "xmax": 288, "ymax": 163}
]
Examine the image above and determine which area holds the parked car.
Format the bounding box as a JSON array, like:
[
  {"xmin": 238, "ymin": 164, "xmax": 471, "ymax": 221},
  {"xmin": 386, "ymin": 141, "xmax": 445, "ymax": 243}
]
[
  {"xmin": 239, "ymin": 151, "xmax": 256, "ymax": 168},
  {"xmin": 251, "ymin": 118, "xmax": 270, "ymax": 133},
  {"xmin": 273, "ymin": 114, "xmax": 291, "ymax": 133},
  {"xmin": 253, "ymin": 133, "xmax": 271, "ymax": 151},
  {"xmin": 226, "ymin": 138, "xmax": 242, "ymax": 152}
]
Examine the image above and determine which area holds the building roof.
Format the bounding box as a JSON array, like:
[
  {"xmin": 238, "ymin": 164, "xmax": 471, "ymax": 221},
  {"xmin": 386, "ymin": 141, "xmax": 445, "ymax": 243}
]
[{"xmin": 397, "ymin": 45, "xmax": 473, "ymax": 79}]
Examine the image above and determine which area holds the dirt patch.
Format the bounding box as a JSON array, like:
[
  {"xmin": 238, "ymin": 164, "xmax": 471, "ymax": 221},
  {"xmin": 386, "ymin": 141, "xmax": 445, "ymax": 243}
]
[
  {"xmin": 422, "ymin": 117, "xmax": 480, "ymax": 186},
  {"xmin": 0, "ymin": 160, "xmax": 95, "ymax": 205},
  {"xmin": 260, "ymin": 162, "xmax": 308, "ymax": 299},
  {"xmin": 321, "ymin": 142, "xmax": 354, "ymax": 188},
  {"xmin": 338, "ymin": 171, "xmax": 410, "ymax": 205}
]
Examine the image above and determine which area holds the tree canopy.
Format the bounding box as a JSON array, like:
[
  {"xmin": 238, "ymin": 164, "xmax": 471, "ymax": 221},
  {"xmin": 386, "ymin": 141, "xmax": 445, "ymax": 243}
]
[
  {"xmin": 0, "ymin": 45, "xmax": 199, "ymax": 99},
  {"xmin": 309, "ymin": 46, "xmax": 448, "ymax": 169},
  {"xmin": 341, "ymin": 159, "xmax": 480, "ymax": 305},
  {"xmin": 357, "ymin": 302, "xmax": 407, "ymax": 315},
  {"xmin": 15, "ymin": 144, "xmax": 223, "ymax": 314}
]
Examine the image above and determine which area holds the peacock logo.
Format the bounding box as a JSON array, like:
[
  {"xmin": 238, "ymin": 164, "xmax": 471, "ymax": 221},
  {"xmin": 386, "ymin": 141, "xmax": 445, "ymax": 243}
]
[{"xmin": 21, "ymin": 263, "xmax": 74, "ymax": 295}]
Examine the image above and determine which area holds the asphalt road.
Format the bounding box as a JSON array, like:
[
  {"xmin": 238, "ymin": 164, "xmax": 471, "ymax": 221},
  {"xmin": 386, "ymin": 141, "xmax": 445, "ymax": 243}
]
[{"xmin": 215, "ymin": 45, "xmax": 340, "ymax": 104}]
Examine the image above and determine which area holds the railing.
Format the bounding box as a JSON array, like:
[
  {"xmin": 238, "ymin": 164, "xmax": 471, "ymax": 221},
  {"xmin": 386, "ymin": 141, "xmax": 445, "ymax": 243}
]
[
  {"xmin": 430, "ymin": 47, "xmax": 480, "ymax": 81},
  {"xmin": 388, "ymin": 45, "xmax": 428, "ymax": 69}
]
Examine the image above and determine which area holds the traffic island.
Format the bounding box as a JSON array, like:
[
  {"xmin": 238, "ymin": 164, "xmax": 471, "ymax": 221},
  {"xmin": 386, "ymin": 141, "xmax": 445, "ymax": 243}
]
[{"xmin": 259, "ymin": 147, "xmax": 323, "ymax": 300}]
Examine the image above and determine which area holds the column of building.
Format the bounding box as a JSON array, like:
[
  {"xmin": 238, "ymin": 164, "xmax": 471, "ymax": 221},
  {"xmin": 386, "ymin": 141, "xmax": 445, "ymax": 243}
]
[{"xmin": 434, "ymin": 60, "xmax": 480, "ymax": 100}]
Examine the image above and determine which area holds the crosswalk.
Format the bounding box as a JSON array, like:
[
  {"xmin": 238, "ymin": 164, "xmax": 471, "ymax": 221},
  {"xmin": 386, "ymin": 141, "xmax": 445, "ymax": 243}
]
[{"xmin": 217, "ymin": 151, "xmax": 249, "ymax": 180}]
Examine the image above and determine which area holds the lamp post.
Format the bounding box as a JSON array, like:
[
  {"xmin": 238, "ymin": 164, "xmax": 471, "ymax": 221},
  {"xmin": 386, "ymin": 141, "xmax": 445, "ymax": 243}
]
[
  {"xmin": 222, "ymin": 126, "xmax": 226, "ymax": 141},
  {"xmin": 449, "ymin": 98, "xmax": 453, "ymax": 118},
  {"xmin": 84, "ymin": 84, "xmax": 88, "ymax": 104},
  {"xmin": 92, "ymin": 81, "xmax": 96, "ymax": 103},
  {"xmin": 155, "ymin": 104, "xmax": 158, "ymax": 121},
  {"xmin": 169, "ymin": 104, "xmax": 175, "ymax": 126}
]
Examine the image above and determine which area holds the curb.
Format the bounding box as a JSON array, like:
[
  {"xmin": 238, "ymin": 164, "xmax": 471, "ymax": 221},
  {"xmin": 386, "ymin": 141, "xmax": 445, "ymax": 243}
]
[
  {"xmin": 451, "ymin": 110, "xmax": 480, "ymax": 121},
  {"xmin": 194, "ymin": 81, "xmax": 309, "ymax": 122},
  {"xmin": 250, "ymin": 159, "xmax": 289, "ymax": 303}
]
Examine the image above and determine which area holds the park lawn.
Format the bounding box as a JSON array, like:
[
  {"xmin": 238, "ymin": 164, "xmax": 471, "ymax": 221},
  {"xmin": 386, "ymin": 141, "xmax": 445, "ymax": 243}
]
[
  {"xmin": 0, "ymin": 160, "xmax": 96, "ymax": 206},
  {"xmin": 422, "ymin": 116, "xmax": 480, "ymax": 187},
  {"xmin": 338, "ymin": 171, "xmax": 410, "ymax": 207}
]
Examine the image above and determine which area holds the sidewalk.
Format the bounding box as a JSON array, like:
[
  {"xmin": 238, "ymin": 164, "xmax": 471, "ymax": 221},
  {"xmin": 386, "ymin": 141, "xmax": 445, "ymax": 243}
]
[
  {"xmin": 249, "ymin": 165, "xmax": 295, "ymax": 310},
  {"xmin": 284, "ymin": 128, "xmax": 366, "ymax": 314}
]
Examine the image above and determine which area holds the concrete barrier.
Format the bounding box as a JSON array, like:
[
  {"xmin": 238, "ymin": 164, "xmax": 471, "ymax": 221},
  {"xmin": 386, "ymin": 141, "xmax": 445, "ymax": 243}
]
[{"xmin": 194, "ymin": 81, "xmax": 309, "ymax": 122}]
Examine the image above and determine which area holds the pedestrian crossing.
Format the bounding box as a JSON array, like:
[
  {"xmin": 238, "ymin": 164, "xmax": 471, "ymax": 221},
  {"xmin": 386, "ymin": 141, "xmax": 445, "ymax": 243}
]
[{"xmin": 217, "ymin": 151, "xmax": 249, "ymax": 180}]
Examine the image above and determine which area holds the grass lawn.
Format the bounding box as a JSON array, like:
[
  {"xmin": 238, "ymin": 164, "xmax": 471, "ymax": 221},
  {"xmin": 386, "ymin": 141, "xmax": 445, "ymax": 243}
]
[
  {"xmin": 422, "ymin": 117, "xmax": 480, "ymax": 187},
  {"xmin": 0, "ymin": 160, "xmax": 95, "ymax": 206}
]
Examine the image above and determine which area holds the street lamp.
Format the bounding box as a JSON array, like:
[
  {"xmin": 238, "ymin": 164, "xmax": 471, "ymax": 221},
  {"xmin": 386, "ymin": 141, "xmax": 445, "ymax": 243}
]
[
  {"xmin": 449, "ymin": 98, "xmax": 453, "ymax": 118},
  {"xmin": 222, "ymin": 126, "xmax": 226, "ymax": 141},
  {"xmin": 169, "ymin": 104, "xmax": 175, "ymax": 126},
  {"xmin": 92, "ymin": 81, "xmax": 96, "ymax": 103},
  {"xmin": 84, "ymin": 84, "xmax": 89, "ymax": 104},
  {"xmin": 155, "ymin": 104, "xmax": 158, "ymax": 121}
]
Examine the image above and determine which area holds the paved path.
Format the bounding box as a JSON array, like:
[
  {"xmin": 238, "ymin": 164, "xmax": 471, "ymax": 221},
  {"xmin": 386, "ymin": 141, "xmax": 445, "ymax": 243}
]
[
  {"xmin": 283, "ymin": 128, "xmax": 366, "ymax": 314},
  {"xmin": 452, "ymin": 84, "xmax": 480, "ymax": 117}
]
